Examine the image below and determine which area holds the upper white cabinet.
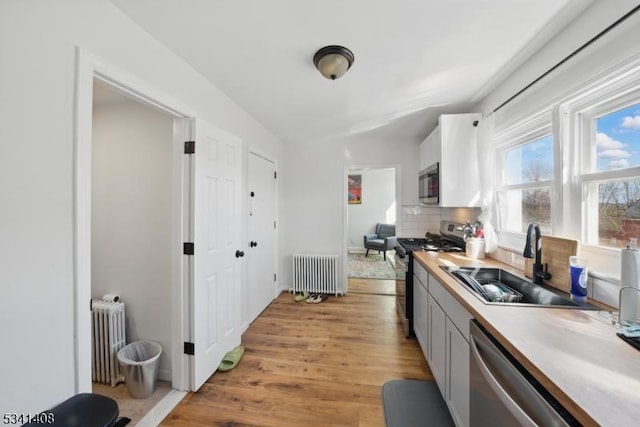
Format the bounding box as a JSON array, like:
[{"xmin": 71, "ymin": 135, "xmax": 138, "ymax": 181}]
[{"xmin": 419, "ymin": 113, "xmax": 482, "ymax": 207}]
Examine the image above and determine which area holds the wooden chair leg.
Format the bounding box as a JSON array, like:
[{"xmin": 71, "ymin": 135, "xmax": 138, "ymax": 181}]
[{"xmin": 365, "ymin": 249, "xmax": 369, "ymax": 257}]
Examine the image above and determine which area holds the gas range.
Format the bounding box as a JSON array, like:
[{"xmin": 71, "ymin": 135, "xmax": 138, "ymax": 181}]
[
  {"xmin": 396, "ymin": 220, "xmax": 467, "ymax": 256},
  {"xmin": 395, "ymin": 220, "xmax": 467, "ymax": 338}
]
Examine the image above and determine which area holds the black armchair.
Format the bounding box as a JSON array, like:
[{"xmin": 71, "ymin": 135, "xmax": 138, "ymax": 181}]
[{"xmin": 363, "ymin": 223, "xmax": 397, "ymax": 260}]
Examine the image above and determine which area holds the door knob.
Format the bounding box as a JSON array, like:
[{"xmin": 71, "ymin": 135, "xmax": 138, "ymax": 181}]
[
  {"xmin": 235, "ymin": 250, "xmax": 245, "ymax": 258},
  {"xmin": 250, "ymin": 241, "xmax": 258, "ymax": 247}
]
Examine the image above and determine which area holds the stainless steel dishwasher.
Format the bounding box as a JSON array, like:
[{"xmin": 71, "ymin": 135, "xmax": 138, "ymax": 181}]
[{"xmin": 469, "ymin": 320, "xmax": 580, "ymax": 426}]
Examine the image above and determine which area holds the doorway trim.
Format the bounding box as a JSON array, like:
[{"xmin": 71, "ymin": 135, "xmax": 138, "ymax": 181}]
[
  {"xmin": 73, "ymin": 47, "xmax": 195, "ymax": 393},
  {"xmin": 342, "ymin": 164, "xmax": 402, "ymax": 294}
]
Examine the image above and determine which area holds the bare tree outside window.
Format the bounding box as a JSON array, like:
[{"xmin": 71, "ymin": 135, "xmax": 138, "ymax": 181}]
[
  {"xmin": 594, "ymin": 103, "xmax": 640, "ymax": 247},
  {"xmin": 502, "ymin": 135, "xmax": 553, "ymax": 234},
  {"xmin": 598, "ymin": 179, "xmax": 640, "ymax": 247},
  {"xmin": 523, "ymin": 159, "xmax": 552, "ymax": 232}
]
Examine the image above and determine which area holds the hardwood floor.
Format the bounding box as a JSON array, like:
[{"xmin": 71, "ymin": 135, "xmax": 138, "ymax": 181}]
[
  {"xmin": 348, "ymin": 278, "xmax": 395, "ymax": 295},
  {"xmin": 161, "ymin": 287, "xmax": 432, "ymax": 426}
]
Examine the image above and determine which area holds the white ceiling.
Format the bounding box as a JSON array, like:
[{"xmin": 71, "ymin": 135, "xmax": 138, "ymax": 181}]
[{"xmin": 108, "ymin": 0, "xmax": 592, "ymax": 144}]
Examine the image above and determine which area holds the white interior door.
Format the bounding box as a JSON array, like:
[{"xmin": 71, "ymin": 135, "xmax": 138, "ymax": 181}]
[
  {"xmin": 247, "ymin": 152, "xmax": 277, "ymax": 323},
  {"xmin": 191, "ymin": 120, "xmax": 242, "ymax": 391}
]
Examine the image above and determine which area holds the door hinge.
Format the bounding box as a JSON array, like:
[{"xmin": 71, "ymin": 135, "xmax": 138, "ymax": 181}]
[
  {"xmin": 183, "ymin": 242, "xmax": 194, "ymax": 255},
  {"xmin": 274, "ymin": 273, "xmax": 277, "ymax": 282},
  {"xmin": 274, "ymin": 221, "xmax": 277, "ymax": 229},
  {"xmin": 184, "ymin": 140, "xmax": 195, "ymax": 154},
  {"xmin": 184, "ymin": 342, "xmax": 195, "ymax": 355},
  {"xmin": 274, "ymin": 171, "xmax": 277, "ymax": 179}
]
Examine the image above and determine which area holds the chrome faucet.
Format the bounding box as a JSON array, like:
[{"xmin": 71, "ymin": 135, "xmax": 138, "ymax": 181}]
[{"xmin": 523, "ymin": 223, "xmax": 551, "ymax": 284}]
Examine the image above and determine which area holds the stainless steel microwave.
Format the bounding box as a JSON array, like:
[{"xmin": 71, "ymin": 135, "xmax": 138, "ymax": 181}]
[{"xmin": 419, "ymin": 162, "xmax": 439, "ymax": 204}]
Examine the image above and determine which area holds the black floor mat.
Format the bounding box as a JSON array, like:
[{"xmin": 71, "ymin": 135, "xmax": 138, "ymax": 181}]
[{"xmin": 381, "ymin": 379, "xmax": 454, "ymax": 427}]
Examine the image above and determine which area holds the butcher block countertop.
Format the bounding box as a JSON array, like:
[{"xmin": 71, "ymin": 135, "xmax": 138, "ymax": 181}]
[{"xmin": 412, "ymin": 251, "xmax": 640, "ymax": 427}]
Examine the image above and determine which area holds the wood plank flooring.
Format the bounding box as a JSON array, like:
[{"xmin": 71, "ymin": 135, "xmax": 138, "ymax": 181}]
[
  {"xmin": 348, "ymin": 278, "xmax": 395, "ymax": 295},
  {"xmin": 161, "ymin": 287, "xmax": 432, "ymax": 426}
]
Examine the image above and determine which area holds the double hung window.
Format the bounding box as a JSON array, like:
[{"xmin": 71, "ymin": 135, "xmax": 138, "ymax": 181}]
[
  {"xmin": 578, "ymin": 98, "xmax": 640, "ymax": 249},
  {"xmin": 496, "ymin": 113, "xmax": 555, "ymax": 237}
]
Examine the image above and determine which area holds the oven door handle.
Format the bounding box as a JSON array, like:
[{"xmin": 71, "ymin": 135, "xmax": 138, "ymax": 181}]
[{"xmin": 470, "ymin": 334, "xmax": 538, "ymax": 427}]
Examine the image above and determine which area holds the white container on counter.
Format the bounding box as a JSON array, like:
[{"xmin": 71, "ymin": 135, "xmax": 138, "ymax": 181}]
[{"xmin": 466, "ymin": 238, "xmax": 485, "ymax": 259}]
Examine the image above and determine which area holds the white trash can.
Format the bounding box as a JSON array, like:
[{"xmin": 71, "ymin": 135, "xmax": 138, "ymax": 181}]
[{"xmin": 117, "ymin": 340, "xmax": 162, "ymax": 398}]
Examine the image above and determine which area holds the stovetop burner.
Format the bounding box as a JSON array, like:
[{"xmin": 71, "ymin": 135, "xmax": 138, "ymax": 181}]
[
  {"xmin": 395, "ymin": 220, "xmax": 468, "ymax": 254},
  {"xmin": 397, "ymin": 235, "xmax": 463, "ymax": 253}
]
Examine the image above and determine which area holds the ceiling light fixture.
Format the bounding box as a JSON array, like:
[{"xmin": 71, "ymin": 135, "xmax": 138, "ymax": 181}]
[{"xmin": 313, "ymin": 45, "xmax": 355, "ymax": 80}]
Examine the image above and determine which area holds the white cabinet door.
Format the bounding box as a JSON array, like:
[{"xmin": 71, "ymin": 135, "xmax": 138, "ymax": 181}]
[
  {"xmin": 413, "ymin": 275, "xmax": 429, "ymax": 359},
  {"xmin": 447, "ymin": 318, "xmax": 470, "ymax": 427},
  {"xmin": 429, "ymin": 294, "xmax": 447, "ymax": 396},
  {"xmin": 419, "ymin": 138, "xmax": 428, "ymax": 172},
  {"xmin": 439, "ymin": 113, "xmax": 481, "ymax": 207},
  {"xmin": 421, "ymin": 127, "xmax": 441, "ymax": 170},
  {"xmin": 430, "ymin": 126, "xmax": 442, "ymax": 168}
]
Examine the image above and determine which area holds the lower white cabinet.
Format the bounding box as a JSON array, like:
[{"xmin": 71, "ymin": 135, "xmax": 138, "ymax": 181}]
[
  {"xmin": 447, "ymin": 317, "xmax": 470, "ymax": 427},
  {"xmin": 429, "ymin": 294, "xmax": 447, "ymax": 393},
  {"xmin": 413, "ymin": 274, "xmax": 430, "ymax": 357},
  {"xmin": 416, "ymin": 271, "xmax": 471, "ymax": 427}
]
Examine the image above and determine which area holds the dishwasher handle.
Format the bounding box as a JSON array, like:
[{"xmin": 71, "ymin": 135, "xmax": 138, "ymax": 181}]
[{"xmin": 470, "ymin": 334, "xmax": 538, "ymax": 427}]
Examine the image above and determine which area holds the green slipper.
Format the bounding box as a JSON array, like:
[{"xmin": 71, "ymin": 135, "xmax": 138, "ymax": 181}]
[
  {"xmin": 218, "ymin": 345, "xmax": 244, "ymax": 372},
  {"xmin": 294, "ymin": 291, "xmax": 310, "ymax": 302}
]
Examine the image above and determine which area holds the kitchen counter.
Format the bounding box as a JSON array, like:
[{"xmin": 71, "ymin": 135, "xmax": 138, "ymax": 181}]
[{"xmin": 413, "ymin": 251, "xmax": 640, "ymax": 427}]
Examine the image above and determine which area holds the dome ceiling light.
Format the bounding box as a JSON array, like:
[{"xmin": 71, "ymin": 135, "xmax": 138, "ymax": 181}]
[{"xmin": 313, "ymin": 45, "xmax": 355, "ymax": 80}]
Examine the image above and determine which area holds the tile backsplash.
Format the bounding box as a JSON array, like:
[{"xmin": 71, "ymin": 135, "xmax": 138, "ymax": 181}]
[{"xmin": 399, "ymin": 205, "xmax": 481, "ymax": 237}]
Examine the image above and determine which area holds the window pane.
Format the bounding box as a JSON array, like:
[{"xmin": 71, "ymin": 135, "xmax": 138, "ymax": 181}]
[
  {"xmin": 500, "ymin": 188, "xmax": 551, "ymax": 234},
  {"xmin": 505, "ymin": 135, "xmax": 553, "ymax": 185},
  {"xmin": 596, "ymin": 103, "xmax": 640, "ymax": 171},
  {"xmin": 597, "ymin": 179, "xmax": 640, "ymax": 248}
]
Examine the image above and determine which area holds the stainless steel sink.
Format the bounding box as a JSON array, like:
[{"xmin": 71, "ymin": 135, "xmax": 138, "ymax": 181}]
[{"xmin": 440, "ymin": 266, "xmax": 600, "ymax": 309}]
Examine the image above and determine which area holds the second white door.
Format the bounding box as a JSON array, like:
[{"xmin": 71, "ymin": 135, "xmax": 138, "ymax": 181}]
[{"xmin": 247, "ymin": 152, "xmax": 277, "ymax": 323}]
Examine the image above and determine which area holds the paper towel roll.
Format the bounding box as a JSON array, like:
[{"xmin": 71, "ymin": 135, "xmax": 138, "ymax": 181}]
[
  {"xmin": 102, "ymin": 294, "xmax": 120, "ymax": 302},
  {"xmin": 620, "ymin": 248, "xmax": 640, "ymax": 323}
]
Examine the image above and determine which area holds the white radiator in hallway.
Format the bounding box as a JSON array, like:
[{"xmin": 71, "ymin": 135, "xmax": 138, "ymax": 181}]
[
  {"xmin": 292, "ymin": 254, "xmax": 340, "ymax": 295},
  {"xmin": 91, "ymin": 299, "xmax": 126, "ymax": 387}
]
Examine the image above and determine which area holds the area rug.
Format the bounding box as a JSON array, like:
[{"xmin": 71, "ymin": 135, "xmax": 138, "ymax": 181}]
[{"xmin": 348, "ymin": 253, "xmax": 395, "ymax": 279}]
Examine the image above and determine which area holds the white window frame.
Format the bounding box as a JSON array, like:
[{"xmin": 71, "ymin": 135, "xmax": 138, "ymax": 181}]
[
  {"xmin": 566, "ymin": 84, "xmax": 640, "ymax": 277},
  {"xmin": 488, "ymin": 38, "xmax": 640, "ymax": 281},
  {"xmin": 494, "ymin": 109, "xmax": 558, "ymax": 251}
]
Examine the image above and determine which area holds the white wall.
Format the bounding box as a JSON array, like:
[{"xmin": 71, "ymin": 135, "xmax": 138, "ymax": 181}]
[
  {"xmin": 92, "ymin": 99, "xmax": 173, "ymax": 381},
  {"xmin": 281, "ymin": 133, "xmax": 419, "ymax": 287},
  {"xmin": 347, "ymin": 168, "xmax": 396, "ymax": 251},
  {"xmin": 0, "ymin": 0, "xmax": 283, "ymax": 414}
]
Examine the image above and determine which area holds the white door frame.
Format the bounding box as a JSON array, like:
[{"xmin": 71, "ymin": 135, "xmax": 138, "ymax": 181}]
[
  {"xmin": 342, "ymin": 164, "xmax": 402, "ymax": 294},
  {"xmin": 74, "ymin": 47, "xmax": 195, "ymax": 392}
]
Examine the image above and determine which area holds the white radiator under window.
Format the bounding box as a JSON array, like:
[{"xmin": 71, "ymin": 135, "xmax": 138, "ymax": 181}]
[
  {"xmin": 292, "ymin": 254, "xmax": 340, "ymax": 295},
  {"xmin": 91, "ymin": 299, "xmax": 126, "ymax": 387}
]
